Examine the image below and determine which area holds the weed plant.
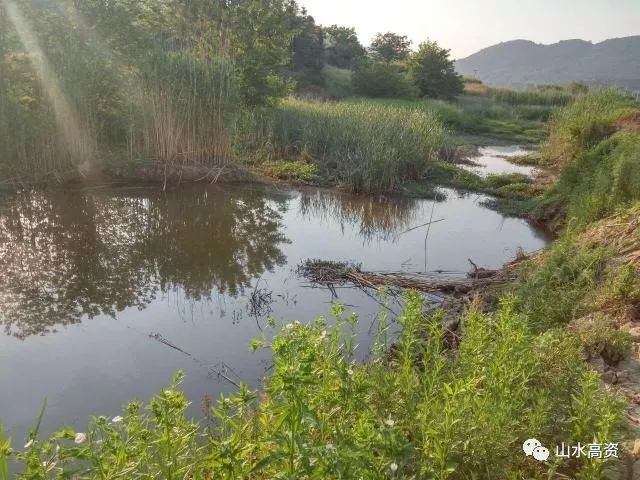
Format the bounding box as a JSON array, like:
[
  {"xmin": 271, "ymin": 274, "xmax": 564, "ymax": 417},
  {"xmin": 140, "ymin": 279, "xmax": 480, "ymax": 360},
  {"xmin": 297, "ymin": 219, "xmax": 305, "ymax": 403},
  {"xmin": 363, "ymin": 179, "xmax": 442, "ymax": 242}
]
[{"xmin": 0, "ymin": 293, "xmax": 625, "ymax": 479}]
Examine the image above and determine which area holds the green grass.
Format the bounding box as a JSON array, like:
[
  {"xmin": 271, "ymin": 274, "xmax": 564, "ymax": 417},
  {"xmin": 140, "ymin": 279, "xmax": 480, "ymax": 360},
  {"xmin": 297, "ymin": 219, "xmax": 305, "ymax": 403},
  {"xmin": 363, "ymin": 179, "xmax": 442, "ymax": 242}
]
[
  {"xmin": 544, "ymin": 89, "xmax": 636, "ymax": 163},
  {"xmin": 259, "ymin": 160, "xmax": 319, "ymax": 183},
  {"xmin": 539, "ymin": 130, "xmax": 640, "ymax": 228},
  {"xmin": 488, "ymin": 87, "xmax": 574, "ymax": 107},
  {"xmin": 0, "ymin": 293, "xmax": 625, "ymax": 479},
  {"xmin": 516, "ymin": 234, "xmax": 610, "ymax": 332},
  {"xmin": 357, "ymin": 96, "xmax": 549, "ymax": 144},
  {"xmin": 242, "ymin": 98, "xmax": 448, "ymax": 193}
]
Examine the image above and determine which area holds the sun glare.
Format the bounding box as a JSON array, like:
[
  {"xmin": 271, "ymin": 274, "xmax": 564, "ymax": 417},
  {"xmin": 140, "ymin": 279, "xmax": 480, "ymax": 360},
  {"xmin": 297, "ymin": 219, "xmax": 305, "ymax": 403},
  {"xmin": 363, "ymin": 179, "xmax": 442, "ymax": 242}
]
[{"xmin": 1, "ymin": 0, "xmax": 96, "ymax": 172}]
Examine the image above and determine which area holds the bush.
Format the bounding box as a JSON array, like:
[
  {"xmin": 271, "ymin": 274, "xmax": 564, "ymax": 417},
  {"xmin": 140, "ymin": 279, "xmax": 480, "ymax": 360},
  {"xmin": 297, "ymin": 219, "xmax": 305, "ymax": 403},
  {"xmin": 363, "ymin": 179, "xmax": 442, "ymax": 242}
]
[
  {"xmin": 0, "ymin": 293, "xmax": 625, "ymax": 479},
  {"xmin": 322, "ymin": 65, "xmax": 354, "ymax": 99},
  {"xmin": 352, "ymin": 60, "xmax": 419, "ymax": 99}
]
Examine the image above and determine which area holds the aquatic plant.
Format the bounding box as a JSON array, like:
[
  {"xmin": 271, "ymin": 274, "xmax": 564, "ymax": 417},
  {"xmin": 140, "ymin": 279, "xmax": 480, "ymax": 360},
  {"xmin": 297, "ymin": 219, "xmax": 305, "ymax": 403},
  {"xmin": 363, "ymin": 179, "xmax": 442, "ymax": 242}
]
[{"xmin": 244, "ymin": 98, "xmax": 447, "ymax": 192}]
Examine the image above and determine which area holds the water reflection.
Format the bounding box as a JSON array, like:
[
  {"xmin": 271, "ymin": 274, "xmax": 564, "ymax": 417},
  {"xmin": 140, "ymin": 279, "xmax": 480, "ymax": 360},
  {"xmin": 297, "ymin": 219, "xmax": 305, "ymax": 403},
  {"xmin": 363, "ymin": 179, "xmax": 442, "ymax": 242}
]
[
  {"xmin": 298, "ymin": 189, "xmax": 420, "ymax": 242},
  {"xmin": 0, "ymin": 187, "xmax": 290, "ymax": 339}
]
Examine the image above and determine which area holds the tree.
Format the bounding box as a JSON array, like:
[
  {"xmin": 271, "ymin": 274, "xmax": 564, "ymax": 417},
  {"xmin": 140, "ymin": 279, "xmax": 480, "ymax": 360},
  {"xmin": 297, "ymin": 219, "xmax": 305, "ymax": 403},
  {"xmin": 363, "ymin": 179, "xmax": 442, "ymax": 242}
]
[
  {"xmin": 352, "ymin": 60, "xmax": 418, "ymax": 99},
  {"xmin": 369, "ymin": 32, "xmax": 412, "ymax": 63},
  {"xmin": 289, "ymin": 10, "xmax": 325, "ymax": 88},
  {"xmin": 323, "ymin": 25, "xmax": 365, "ymax": 69},
  {"xmin": 223, "ymin": 0, "xmax": 300, "ymax": 106},
  {"xmin": 408, "ymin": 40, "xmax": 463, "ymax": 100}
]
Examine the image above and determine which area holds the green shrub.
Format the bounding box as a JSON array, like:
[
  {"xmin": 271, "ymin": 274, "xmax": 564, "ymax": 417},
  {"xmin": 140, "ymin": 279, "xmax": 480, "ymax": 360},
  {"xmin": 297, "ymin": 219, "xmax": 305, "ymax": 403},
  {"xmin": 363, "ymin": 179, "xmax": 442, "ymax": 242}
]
[
  {"xmin": 0, "ymin": 293, "xmax": 625, "ymax": 479},
  {"xmin": 352, "ymin": 60, "xmax": 419, "ymax": 99},
  {"xmin": 322, "ymin": 65, "xmax": 354, "ymax": 99}
]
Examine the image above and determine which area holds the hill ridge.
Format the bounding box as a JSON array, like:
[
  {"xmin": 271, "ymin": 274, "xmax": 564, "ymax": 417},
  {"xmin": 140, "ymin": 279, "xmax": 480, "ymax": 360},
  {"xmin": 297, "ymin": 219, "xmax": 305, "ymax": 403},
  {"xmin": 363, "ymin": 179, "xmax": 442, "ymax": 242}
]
[{"xmin": 455, "ymin": 36, "xmax": 640, "ymax": 91}]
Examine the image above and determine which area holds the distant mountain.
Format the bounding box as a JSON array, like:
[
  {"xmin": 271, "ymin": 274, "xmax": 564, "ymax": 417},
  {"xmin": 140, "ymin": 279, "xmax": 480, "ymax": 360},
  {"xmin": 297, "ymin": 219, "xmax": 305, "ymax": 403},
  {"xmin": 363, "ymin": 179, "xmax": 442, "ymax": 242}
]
[{"xmin": 455, "ymin": 36, "xmax": 640, "ymax": 90}]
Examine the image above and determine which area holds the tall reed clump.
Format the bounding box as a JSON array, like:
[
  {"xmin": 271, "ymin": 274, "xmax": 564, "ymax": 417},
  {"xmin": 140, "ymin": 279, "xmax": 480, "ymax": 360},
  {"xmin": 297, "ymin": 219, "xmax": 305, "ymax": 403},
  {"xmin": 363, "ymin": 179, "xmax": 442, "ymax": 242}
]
[
  {"xmin": 245, "ymin": 98, "xmax": 447, "ymax": 192},
  {"xmin": 132, "ymin": 50, "xmax": 239, "ymax": 173},
  {"xmin": 544, "ymin": 89, "xmax": 636, "ymax": 164},
  {"xmin": 0, "ymin": 2, "xmax": 239, "ymax": 183},
  {"xmin": 0, "ymin": 30, "xmax": 105, "ymax": 180},
  {"xmin": 0, "ymin": 293, "xmax": 625, "ymax": 479}
]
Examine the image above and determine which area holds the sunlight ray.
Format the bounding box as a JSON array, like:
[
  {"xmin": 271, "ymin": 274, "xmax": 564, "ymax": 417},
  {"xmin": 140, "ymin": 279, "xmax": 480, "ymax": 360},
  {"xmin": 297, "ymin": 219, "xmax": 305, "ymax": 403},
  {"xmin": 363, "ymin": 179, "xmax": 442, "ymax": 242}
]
[{"xmin": 1, "ymin": 0, "xmax": 97, "ymax": 172}]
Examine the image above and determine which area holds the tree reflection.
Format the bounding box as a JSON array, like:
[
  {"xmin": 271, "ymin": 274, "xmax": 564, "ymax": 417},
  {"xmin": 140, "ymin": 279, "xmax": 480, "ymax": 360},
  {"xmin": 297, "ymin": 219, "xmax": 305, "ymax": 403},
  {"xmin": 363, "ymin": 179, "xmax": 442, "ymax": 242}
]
[
  {"xmin": 0, "ymin": 187, "xmax": 289, "ymax": 339},
  {"xmin": 298, "ymin": 189, "xmax": 420, "ymax": 242}
]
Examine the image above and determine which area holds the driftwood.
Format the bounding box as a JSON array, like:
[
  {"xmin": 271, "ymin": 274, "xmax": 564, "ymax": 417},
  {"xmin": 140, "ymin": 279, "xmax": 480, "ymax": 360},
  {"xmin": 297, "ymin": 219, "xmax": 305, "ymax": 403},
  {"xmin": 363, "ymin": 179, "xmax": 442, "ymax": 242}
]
[{"xmin": 297, "ymin": 259, "xmax": 505, "ymax": 297}]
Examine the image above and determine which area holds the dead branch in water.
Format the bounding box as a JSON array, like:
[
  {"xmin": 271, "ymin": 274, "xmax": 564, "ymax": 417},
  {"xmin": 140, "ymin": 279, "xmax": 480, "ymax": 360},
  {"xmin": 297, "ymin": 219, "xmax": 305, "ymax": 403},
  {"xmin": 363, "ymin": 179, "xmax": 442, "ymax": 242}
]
[{"xmin": 297, "ymin": 259, "xmax": 505, "ymax": 296}]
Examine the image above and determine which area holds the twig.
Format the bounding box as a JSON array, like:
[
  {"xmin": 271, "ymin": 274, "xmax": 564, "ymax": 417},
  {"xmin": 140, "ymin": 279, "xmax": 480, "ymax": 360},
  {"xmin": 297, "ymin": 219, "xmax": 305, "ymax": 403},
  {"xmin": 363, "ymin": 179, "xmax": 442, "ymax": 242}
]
[{"xmin": 401, "ymin": 218, "xmax": 445, "ymax": 235}]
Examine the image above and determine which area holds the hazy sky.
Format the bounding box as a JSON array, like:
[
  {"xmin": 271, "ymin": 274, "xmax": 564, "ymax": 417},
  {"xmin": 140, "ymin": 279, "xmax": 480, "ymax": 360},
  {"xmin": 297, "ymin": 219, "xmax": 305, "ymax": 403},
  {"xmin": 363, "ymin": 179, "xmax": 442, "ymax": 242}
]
[{"xmin": 298, "ymin": 0, "xmax": 640, "ymax": 59}]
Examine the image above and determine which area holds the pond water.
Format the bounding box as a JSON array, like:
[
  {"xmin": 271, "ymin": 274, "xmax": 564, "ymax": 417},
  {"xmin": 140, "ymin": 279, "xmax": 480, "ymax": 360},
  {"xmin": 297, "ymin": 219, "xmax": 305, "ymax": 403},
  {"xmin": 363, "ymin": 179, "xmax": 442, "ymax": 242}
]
[
  {"xmin": 0, "ymin": 182, "xmax": 550, "ymax": 443},
  {"xmin": 464, "ymin": 145, "xmax": 536, "ymax": 177}
]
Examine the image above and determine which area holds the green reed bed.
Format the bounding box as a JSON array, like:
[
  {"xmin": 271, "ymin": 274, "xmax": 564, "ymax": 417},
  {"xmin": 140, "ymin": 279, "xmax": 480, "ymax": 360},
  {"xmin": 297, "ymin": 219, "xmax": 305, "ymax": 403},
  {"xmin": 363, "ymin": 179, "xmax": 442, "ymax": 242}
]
[
  {"xmin": 488, "ymin": 87, "xmax": 575, "ymax": 107},
  {"xmin": 0, "ymin": 2, "xmax": 238, "ymax": 183},
  {"xmin": 0, "ymin": 293, "xmax": 624, "ymax": 479},
  {"xmin": 358, "ymin": 96, "xmax": 550, "ymax": 143},
  {"xmin": 244, "ymin": 98, "xmax": 447, "ymax": 192}
]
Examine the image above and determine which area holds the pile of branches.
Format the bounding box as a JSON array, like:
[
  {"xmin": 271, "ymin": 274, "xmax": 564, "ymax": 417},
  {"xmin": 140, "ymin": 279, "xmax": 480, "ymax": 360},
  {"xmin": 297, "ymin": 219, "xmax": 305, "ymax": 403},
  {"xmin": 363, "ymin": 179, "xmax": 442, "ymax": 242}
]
[{"xmin": 296, "ymin": 259, "xmax": 503, "ymax": 296}]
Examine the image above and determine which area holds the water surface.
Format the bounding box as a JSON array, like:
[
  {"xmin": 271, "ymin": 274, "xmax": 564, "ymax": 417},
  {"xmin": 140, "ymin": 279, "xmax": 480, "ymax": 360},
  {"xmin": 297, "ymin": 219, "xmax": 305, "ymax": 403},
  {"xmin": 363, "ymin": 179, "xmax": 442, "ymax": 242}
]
[
  {"xmin": 464, "ymin": 145, "xmax": 536, "ymax": 177},
  {"xmin": 0, "ymin": 184, "xmax": 549, "ymax": 442}
]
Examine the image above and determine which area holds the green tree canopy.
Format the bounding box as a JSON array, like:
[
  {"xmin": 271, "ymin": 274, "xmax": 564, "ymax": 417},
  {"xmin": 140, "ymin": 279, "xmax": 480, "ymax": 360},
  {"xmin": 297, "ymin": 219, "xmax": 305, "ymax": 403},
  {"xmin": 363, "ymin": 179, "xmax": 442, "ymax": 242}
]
[
  {"xmin": 322, "ymin": 25, "xmax": 365, "ymax": 69},
  {"xmin": 352, "ymin": 59, "xmax": 418, "ymax": 99},
  {"xmin": 289, "ymin": 9, "xmax": 325, "ymax": 88},
  {"xmin": 369, "ymin": 32, "xmax": 412, "ymax": 63},
  {"xmin": 408, "ymin": 40, "xmax": 463, "ymax": 100}
]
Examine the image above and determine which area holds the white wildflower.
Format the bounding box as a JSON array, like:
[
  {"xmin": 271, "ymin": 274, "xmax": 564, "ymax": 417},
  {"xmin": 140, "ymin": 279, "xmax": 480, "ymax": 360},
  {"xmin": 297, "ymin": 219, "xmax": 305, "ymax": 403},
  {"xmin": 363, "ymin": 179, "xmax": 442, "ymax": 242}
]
[
  {"xmin": 285, "ymin": 323, "xmax": 294, "ymax": 329},
  {"xmin": 347, "ymin": 368, "xmax": 354, "ymax": 376},
  {"xmin": 385, "ymin": 418, "xmax": 395, "ymax": 427},
  {"xmin": 111, "ymin": 416, "xmax": 124, "ymax": 424},
  {"xmin": 294, "ymin": 320, "xmax": 301, "ymax": 326},
  {"xmin": 319, "ymin": 330, "xmax": 327, "ymax": 340},
  {"xmin": 24, "ymin": 439, "xmax": 34, "ymax": 449},
  {"xmin": 390, "ymin": 462, "xmax": 398, "ymax": 472},
  {"xmin": 74, "ymin": 433, "xmax": 87, "ymax": 444}
]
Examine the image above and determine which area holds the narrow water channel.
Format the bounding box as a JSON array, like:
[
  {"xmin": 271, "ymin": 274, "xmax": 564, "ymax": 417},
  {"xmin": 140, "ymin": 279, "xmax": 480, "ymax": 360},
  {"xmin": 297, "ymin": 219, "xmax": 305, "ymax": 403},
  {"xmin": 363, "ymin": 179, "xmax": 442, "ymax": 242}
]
[{"xmin": 0, "ymin": 159, "xmax": 549, "ymax": 442}]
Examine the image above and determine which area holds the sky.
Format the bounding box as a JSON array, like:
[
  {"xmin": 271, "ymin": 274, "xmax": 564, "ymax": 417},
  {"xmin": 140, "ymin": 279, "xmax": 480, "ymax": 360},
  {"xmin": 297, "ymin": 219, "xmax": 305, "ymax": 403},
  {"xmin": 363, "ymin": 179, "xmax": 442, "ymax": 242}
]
[{"xmin": 298, "ymin": 0, "xmax": 640, "ymax": 59}]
